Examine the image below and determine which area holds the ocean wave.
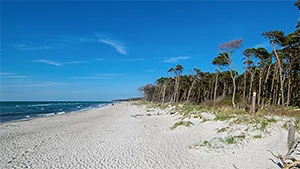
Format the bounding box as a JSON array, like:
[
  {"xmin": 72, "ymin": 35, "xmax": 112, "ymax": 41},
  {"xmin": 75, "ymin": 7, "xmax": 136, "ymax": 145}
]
[
  {"xmin": 57, "ymin": 111, "xmax": 65, "ymax": 115},
  {"xmin": 36, "ymin": 113, "xmax": 55, "ymax": 117},
  {"xmin": 1, "ymin": 102, "xmax": 111, "ymax": 122},
  {"xmin": 0, "ymin": 112, "xmax": 28, "ymax": 117},
  {"xmin": 28, "ymin": 104, "xmax": 51, "ymax": 107}
]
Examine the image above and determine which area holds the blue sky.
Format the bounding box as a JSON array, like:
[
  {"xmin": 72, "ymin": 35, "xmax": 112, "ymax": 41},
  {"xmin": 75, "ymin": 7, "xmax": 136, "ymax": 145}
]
[{"xmin": 0, "ymin": 1, "xmax": 298, "ymax": 101}]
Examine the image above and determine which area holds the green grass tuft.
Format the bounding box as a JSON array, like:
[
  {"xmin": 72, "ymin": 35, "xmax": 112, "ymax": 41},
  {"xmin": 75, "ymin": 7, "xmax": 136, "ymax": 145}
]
[
  {"xmin": 216, "ymin": 127, "xmax": 229, "ymax": 133},
  {"xmin": 202, "ymin": 118, "xmax": 208, "ymax": 123},
  {"xmin": 253, "ymin": 135, "xmax": 262, "ymax": 139},
  {"xmin": 170, "ymin": 121, "xmax": 194, "ymax": 130},
  {"xmin": 201, "ymin": 140, "xmax": 211, "ymax": 146},
  {"xmin": 220, "ymin": 136, "xmax": 236, "ymax": 144},
  {"xmin": 259, "ymin": 118, "xmax": 277, "ymax": 131}
]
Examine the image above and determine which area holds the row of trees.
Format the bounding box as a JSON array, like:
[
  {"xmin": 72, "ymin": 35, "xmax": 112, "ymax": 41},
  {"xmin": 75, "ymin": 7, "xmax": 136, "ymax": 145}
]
[{"xmin": 139, "ymin": 1, "xmax": 300, "ymax": 110}]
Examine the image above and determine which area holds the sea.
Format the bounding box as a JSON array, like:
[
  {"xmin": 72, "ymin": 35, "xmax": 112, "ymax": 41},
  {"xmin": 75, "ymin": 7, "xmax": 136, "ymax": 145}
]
[{"xmin": 0, "ymin": 101, "xmax": 111, "ymax": 123}]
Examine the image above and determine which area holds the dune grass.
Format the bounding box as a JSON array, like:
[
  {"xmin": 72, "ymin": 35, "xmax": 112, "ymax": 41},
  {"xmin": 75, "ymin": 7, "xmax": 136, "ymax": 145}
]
[
  {"xmin": 170, "ymin": 121, "xmax": 194, "ymax": 130},
  {"xmin": 133, "ymin": 100, "xmax": 299, "ymax": 132}
]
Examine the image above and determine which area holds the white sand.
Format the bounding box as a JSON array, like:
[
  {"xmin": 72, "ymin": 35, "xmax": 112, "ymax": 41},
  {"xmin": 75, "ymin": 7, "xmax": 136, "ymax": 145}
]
[{"xmin": 0, "ymin": 102, "xmax": 291, "ymax": 168}]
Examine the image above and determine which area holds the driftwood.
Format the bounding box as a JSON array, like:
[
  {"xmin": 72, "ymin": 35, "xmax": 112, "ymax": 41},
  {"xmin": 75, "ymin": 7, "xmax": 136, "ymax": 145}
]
[
  {"xmin": 131, "ymin": 114, "xmax": 152, "ymax": 118},
  {"xmin": 270, "ymin": 122, "xmax": 300, "ymax": 169},
  {"xmin": 288, "ymin": 122, "xmax": 296, "ymax": 151},
  {"xmin": 283, "ymin": 161, "xmax": 300, "ymax": 169}
]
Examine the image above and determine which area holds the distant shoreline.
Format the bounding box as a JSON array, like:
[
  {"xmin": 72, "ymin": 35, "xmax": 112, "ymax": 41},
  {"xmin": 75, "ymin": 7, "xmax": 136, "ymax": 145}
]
[{"xmin": 0, "ymin": 101, "xmax": 112, "ymax": 123}]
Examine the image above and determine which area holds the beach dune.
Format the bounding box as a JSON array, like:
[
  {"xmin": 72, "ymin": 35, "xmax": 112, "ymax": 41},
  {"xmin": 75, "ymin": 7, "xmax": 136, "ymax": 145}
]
[{"xmin": 0, "ymin": 102, "xmax": 287, "ymax": 168}]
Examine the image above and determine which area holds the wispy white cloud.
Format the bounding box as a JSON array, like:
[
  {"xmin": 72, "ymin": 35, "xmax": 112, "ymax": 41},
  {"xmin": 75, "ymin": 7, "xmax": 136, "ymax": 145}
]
[
  {"xmin": 64, "ymin": 61, "xmax": 87, "ymax": 65},
  {"xmin": 0, "ymin": 72, "xmax": 28, "ymax": 78},
  {"xmin": 28, "ymin": 82, "xmax": 68, "ymax": 87},
  {"xmin": 14, "ymin": 34, "xmax": 128, "ymax": 55},
  {"xmin": 0, "ymin": 82, "xmax": 68, "ymax": 88},
  {"xmin": 77, "ymin": 37, "xmax": 97, "ymax": 43},
  {"xmin": 164, "ymin": 56, "xmax": 191, "ymax": 63},
  {"xmin": 33, "ymin": 60, "xmax": 62, "ymax": 66},
  {"xmin": 70, "ymin": 73, "xmax": 123, "ymax": 80},
  {"xmin": 32, "ymin": 60, "xmax": 87, "ymax": 66},
  {"xmin": 99, "ymin": 39, "xmax": 127, "ymax": 55},
  {"xmin": 17, "ymin": 44, "xmax": 53, "ymax": 51},
  {"xmin": 253, "ymin": 42, "xmax": 272, "ymax": 49},
  {"xmin": 15, "ymin": 36, "xmax": 95, "ymax": 51},
  {"xmin": 95, "ymin": 73, "xmax": 123, "ymax": 77},
  {"xmin": 0, "ymin": 72, "xmax": 14, "ymax": 76},
  {"xmin": 4, "ymin": 76, "xmax": 28, "ymax": 78},
  {"xmin": 121, "ymin": 58, "xmax": 145, "ymax": 62},
  {"xmin": 70, "ymin": 76, "xmax": 108, "ymax": 80}
]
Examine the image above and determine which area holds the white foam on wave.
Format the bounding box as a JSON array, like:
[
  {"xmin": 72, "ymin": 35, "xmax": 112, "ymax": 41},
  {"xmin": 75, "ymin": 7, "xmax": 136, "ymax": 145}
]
[
  {"xmin": 28, "ymin": 104, "xmax": 51, "ymax": 107},
  {"xmin": 37, "ymin": 113, "xmax": 55, "ymax": 117},
  {"xmin": 57, "ymin": 112, "xmax": 65, "ymax": 115}
]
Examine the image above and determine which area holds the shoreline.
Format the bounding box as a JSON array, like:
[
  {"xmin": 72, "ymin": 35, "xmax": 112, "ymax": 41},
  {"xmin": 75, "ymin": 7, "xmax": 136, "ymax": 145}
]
[
  {"xmin": 1, "ymin": 103, "xmax": 114, "ymax": 125},
  {"xmin": 0, "ymin": 102, "xmax": 113, "ymax": 124},
  {"xmin": 0, "ymin": 102, "xmax": 295, "ymax": 168}
]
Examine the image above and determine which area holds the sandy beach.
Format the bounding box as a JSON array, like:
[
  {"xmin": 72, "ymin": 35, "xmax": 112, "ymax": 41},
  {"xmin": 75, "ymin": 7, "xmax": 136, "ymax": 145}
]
[{"xmin": 0, "ymin": 102, "xmax": 292, "ymax": 169}]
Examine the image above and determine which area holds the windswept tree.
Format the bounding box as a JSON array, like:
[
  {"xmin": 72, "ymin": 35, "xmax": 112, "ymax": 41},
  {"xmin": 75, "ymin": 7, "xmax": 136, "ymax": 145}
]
[
  {"xmin": 281, "ymin": 28, "xmax": 300, "ymax": 106},
  {"xmin": 187, "ymin": 68, "xmax": 201, "ymax": 101},
  {"xmin": 242, "ymin": 48, "xmax": 255, "ymax": 101},
  {"xmin": 219, "ymin": 39, "xmax": 243, "ymax": 108},
  {"xmin": 168, "ymin": 64, "xmax": 184, "ymax": 103},
  {"xmin": 212, "ymin": 53, "xmax": 228, "ymax": 106},
  {"xmin": 252, "ymin": 48, "xmax": 272, "ymax": 107},
  {"xmin": 262, "ymin": 30, "xmax": 285, "ymax": 110},
  {"xmin": 155, "ymin": 77, "xmax": 169, "ymax": 104},
  {"xmin": 138, "ymin": 84, "xmax": 155, "ymax": 102}
]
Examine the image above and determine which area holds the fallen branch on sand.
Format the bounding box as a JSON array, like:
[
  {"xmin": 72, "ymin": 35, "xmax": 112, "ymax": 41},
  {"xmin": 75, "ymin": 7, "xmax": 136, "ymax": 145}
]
[{"xmin": 270, "ymin": 122, "xmax": 300, "ymax": 169}]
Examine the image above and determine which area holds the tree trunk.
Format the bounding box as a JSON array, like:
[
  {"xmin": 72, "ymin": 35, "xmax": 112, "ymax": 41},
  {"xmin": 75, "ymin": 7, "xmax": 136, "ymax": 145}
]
[
  {"xmin": 161, "ymin": 84, "xmax": 166, "ymax": 104},
  {"xmin": 287, "ymin": 56, "xmax": 293, "ymax": 107},
  {"xmin": 173, "ymin": 77, "xmax": 180, "ymax": 103},
  {"xmin": 187, "ymin": 77, "xmax": 197, "ymax": 101},
  {"xmin": 222, "ymin": 82, "xmax": 227, "ymax": 97},
  {"xmin": 243, "ymin": 69, "xmax": 247, "ymax": 100},
  {"xmin": 258, "ymin": 68, "xmax": 263, "ymax": 107},
  {"xmin": 197, "ymin": 87, "xmax": 201, "ymax": 103},
  {"xmin": 180, "ymin": 89, "xmax": 187, "ymax": 102},
  {"xmin": 209, "ymin": 79, "xmax": 213, "ymax": 100},
  {"xmin": 287, "ymin": 78, "xmax": 291, "ymax": 107},
  {"xmin": 261, "ymin": 64, "xmax": 271, "ymax": 108},
  {"xmin": 175, "ymin": 84, "xmax": 180, "ymax": 102},
  {"xmin": 272, "ymin": 43, "xmax": 285, "ymax": 110},
  {"xmin": 274, "ymin": 76, "xmax": 279, "ymax": 105},
  {"xmin": 248, "ymin": 71, "xmax": 254, "ymax": 102},
  {"xmin": 232, "ymin": 77, "xmax": 236, "ymax": 108},
  {"xmin": 270, "ymin": 65, "xmax": 277, "ymax": 105},
  {"xmin": 252, "ymin": 92, "xmax": 257, "ymax": 114},
  {"xmin": 213, "ymin": 67, "xmax": 219, "ymax": 106}
]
